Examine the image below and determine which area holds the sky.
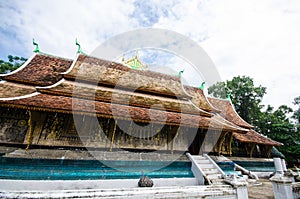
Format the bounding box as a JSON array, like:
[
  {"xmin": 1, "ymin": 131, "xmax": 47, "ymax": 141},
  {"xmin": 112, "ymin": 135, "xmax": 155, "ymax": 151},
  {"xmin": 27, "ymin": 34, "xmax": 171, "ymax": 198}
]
[{"xmin": 0, "ymin": 0, "xmax": 299, "ymax": 110}]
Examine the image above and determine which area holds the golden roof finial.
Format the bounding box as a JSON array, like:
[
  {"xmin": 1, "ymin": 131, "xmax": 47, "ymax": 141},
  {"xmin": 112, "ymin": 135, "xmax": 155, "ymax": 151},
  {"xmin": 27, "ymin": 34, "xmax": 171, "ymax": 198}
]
[{"xmin": 122, "ymin": 51, "xmax": 148, "ymax": 70}]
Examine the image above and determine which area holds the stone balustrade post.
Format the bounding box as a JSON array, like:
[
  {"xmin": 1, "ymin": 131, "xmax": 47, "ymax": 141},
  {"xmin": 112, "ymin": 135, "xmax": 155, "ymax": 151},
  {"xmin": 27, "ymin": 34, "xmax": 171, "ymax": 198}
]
[
  {"xmin": 224, "ymin": 175, "xmax": 248, "ymax": 199},
  {"xmin": 281, "ymin": 159, "xmax": 287, "ymax": 172},
  {"xmin": 270, "ymin": 175, "xmax": 293, "ymax": 199},
  {"xmin": 274, "ymin": 158, "xmax": 284, "ymax": 176}
]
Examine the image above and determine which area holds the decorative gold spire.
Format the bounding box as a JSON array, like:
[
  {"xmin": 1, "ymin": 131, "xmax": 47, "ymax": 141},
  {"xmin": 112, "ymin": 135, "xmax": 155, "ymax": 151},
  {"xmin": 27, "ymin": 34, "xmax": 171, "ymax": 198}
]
[{"xmin": 122, "ymin": 51, "xmax": 148, "ymax": 70}]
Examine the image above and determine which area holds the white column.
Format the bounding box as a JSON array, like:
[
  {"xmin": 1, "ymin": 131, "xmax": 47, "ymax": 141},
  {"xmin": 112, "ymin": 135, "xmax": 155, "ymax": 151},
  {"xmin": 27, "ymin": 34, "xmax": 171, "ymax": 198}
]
[
  {"xmin": 274, "ymin": 158, "xmax": 284, "ymax": 176},
  {"xmin": 281, "ymin": 159, "xmax": 287, "ymax": 172},
  {"xmin": 270, "ymin": 176, "xmax": 293, "ymax": 199},
  {"xmin": 224, "ymin": 175, "xmax": 248, "ymax": 199}
]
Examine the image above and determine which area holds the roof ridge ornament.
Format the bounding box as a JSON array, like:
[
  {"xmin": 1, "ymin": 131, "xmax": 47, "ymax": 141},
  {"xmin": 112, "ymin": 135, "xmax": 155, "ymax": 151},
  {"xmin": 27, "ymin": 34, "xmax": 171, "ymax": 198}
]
[
  {"xmin": 227, "ymin": 93, "xmax": 231, "ymax": 100},
  {"xmin": 178, "ymin": 69, "xmax": 184, "ymax": 77},
  {"xmin": 122, "ymin": 51, "xmax": 148, "ymax": 70},
  {"xmin": 199, "ymin": 82, "xmax": 205, "ymax": 90},
  {"xmin": 32, "ymin": 38, "xmax": 40, "ymax": 53},
  {"xmin": 75, "ymin": 38, "xmax": 85, "ymax": 54}
]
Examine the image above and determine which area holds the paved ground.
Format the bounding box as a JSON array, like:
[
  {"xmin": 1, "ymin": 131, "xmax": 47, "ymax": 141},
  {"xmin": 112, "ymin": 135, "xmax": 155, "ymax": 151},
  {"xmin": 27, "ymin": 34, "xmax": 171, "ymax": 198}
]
[{"xmin": 248, "ymin": 179, "xmax": 274, "ymax": 199}]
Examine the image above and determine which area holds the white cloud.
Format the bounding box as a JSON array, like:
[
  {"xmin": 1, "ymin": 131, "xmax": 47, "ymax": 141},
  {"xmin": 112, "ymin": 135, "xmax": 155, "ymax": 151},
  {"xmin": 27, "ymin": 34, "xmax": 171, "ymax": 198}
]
[
  {"xmin": 0, "ymin": 0, "xmax": 299, "ymax": 109},
  {"xmin": 0, "ymin": 0, "xmax": 138, "ymax": 59},
  {"xmin": 149, "ymin": 0, "xmax": 300, "ymax": 108}
]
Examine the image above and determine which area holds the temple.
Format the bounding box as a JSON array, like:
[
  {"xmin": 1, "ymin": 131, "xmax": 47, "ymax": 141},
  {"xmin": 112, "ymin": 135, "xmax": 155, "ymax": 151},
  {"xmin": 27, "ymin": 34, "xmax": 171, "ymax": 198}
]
[{"xmin": 0, "ymin": 51, "xmax": 282, "ymax": 158}]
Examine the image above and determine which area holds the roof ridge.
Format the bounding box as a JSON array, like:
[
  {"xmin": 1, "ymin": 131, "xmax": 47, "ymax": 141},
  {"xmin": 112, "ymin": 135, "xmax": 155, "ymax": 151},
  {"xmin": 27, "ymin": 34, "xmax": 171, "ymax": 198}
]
[
  {"xmin": 37, "ymin": 52, "xmax": 73, "ymax": 61},
  {"xmin": 74, "ymin": 54, "xmax": 181, "ymax": 81},
  {"xmin": 0, "ymin": 53, "xmax": 37, "ymax": 77},
  {"xmin": 207, "ymin": 95, "xmax": 230, "ymax": 101}
]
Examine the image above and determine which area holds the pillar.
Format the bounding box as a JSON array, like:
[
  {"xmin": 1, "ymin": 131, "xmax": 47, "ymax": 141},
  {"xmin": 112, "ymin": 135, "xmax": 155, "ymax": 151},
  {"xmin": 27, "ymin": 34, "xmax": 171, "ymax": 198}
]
[
  {"xmin": 281, "ymin": 159, "xmax": 287, "ymax": 172},
  {"xmin": 224, "ymin": 175, "xmax": 248, "ymax": 199},
  {"xmin": 108, "ymin": 119, "xmax": 117, "ymax": 152},
  {"xmin": 270, "ymin": 175, "xmax": 294, "ymax": 199},
  {"xmin": 25, "ymin": 111, "xmax": 33, "ymax": 150},
  {"xmin": 216, "ymin": 132, "xmax": 227, "ymax": 156},
  {"xmin": 249, "ymin": 143, "xmax": 255, "ymax": 158},
  {"xmin": 274, "ymin": 158, "xmax": 284, "ymax": 176},
  {"xmin": 228, "ymin": 132, "xmax": 233, "ymax": 156}
]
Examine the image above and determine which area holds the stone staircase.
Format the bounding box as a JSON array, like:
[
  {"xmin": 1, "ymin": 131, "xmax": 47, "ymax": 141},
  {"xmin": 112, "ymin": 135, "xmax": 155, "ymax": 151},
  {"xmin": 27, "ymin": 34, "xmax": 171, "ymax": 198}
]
[{"xmin": 187, "ymin": 153, "xmax": 226, "ymax": 185}]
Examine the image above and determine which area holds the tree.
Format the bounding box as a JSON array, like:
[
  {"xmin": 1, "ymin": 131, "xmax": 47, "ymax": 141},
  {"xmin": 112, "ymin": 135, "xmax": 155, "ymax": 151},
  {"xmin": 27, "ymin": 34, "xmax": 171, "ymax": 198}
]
[
  {"xmin": 0, "ymin": 55, "xmax": 27, "ymax": 74},
  {"xmin": 208, "ymin": 76, "xmax": 266, "ymax": 126},
  {"xmin": 293, "ymin": 96, "xmax": 300, "ymax": 124},
  {"xmin": 265, "ymin": 105, "xmax": 300, "ymax": 164},
  {"xmin": 208, "ymin": 76, "xmax": 300, "ymax": 165}
]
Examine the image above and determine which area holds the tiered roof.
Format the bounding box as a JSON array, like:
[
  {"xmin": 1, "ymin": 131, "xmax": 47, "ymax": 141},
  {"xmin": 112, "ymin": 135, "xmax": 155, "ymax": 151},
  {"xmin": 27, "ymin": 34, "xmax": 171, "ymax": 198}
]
[
  {"xmin": 208, "ymin": 97, "xmax": 282, "ymax": 146},
  {"xmin": 184, "ymin": 86, "xmax": 220, "ymax": 113},
  {"xmin": 0, "ymin": 93, "xmax": 227, "ymax": 129},
  {"xmin": 64, "ymin": 55, "xmax": 189, "ymax": 99},
  {"xmin": 0, "ymin": 54, "xmax": 72, "ymax": 99},
  {"xmin": 0, "ymin": 51, "xmax": 284, "ymax": 147},
  {"xmin": 1, "ymin": 54, "xmax": 72, "ymax": 86},
  {"xmin": 0, "ymin": 52, "xmax": 284, "ymax": 150},
  {"xmin": 0, "ymin": 82, "xmax": 35, "ymax": 99},
  {"xmin": 233, "ymin": 130, "xmax": 282, "ymax": 146},
  {"xmin": 208, "ymin": 97, "xmax": 253, "ymax": 129},
  {"xmin": 38, "ymin": 80, "xmax": 208, "ymax": 116},
  {"xmin": 0, "ymin": 53, "xmax": 248, "ymax": 132}
]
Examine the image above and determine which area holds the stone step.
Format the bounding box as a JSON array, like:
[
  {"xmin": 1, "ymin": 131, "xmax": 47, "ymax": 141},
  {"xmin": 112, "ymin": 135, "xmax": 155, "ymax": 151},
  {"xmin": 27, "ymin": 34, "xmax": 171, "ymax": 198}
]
[
  {"xmin": 0, "ymin": 185, "xmax": 236, "ymax": 199},
  {"xmin": 203, "ymin": 169, "xmax": 219, "ymax": 175},
  {"xmin": 207, "ymin": 174, "xmax": 223, "ymax": 179},
  {"xmin": 191, "ymin": 156, "xmax": 206, "ymax": 160},
  {"xmin": 195, "ymin": 160, "xmax": 210, "ymax": 164},
  {"xmin": 210, "ymin": 179, "xmax": 225, "ymax": 185},
  {"xmin": 198, "ymin": 164, "xmax": 215, "ymax": 169}
]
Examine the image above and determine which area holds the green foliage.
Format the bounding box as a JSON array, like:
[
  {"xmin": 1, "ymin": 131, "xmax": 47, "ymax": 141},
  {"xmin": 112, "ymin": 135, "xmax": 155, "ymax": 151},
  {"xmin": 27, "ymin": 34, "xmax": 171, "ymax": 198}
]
[
  {"xmin": 0, "ymin": 55, "xmax": 27, "ymax": 74},
  {"xmin": 293, "ymin": 96, "xmax": 300, "ymax": 124},
  {"xmin": 208, "ymin": 76, "xmax": 266, "ymax": 125},
  {"xmin": 257, "ymin": 105, "xmax": 299, "ymax": 164},
  {"xmin": 208, "ymin": 76, "xmax": 300, "ymax": 165}
]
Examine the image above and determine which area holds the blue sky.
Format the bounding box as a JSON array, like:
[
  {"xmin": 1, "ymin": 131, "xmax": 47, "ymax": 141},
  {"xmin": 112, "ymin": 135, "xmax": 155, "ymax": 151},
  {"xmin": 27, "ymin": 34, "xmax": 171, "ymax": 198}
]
[{"xmin": 0, "ymin": 0, "xmax": 299, "ymax": 109}]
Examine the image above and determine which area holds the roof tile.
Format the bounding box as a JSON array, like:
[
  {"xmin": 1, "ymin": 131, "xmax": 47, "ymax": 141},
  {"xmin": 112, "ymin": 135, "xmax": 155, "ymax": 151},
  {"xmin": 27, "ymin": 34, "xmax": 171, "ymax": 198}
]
[
  {"xmin": 233, "ymin": 130, "xmax": 282, "ymax": 146},
  {"xmin": 208, "ymin": 97, "xmax": 253, "ymax": 129},
  {"xmin": 2, "ymin": 54, "xmax": 72, "ymax": 86}
]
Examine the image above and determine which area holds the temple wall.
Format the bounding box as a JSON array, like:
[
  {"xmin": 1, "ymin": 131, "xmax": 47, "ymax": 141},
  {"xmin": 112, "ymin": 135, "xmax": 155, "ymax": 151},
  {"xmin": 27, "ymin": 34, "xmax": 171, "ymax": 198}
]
[
  {"xmin": 0, "ymin": 108, "xmax": 202, "ymax": 153},
  {"xmin": 0, "ymin": 108, "xmax": 29, "ymax": 143},
  {"xmin": 231, "ymin": 139, "xmax": 272, "ymax": 158}
]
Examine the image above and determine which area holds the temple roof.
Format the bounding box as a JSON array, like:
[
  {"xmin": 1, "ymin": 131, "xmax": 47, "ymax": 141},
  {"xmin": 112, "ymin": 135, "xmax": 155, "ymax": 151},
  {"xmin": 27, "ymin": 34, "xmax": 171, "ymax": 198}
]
[
  {"xmin": 233, "ymin": 130, "xmax": 283, "ymax": 146},
  {"xmin": 208, "ymin": 97, "xmax": 254, "ymax": 129},
  {"xmin": 38, "ymin": 80, "xmax": 211, "ymax": 116},
  {"xmin": 184, "ymin": 86, "xmax": 220, "ymax": 113},
  {"xmin": 63, "ymin": 55, "xmax": 190, "ymax": 99},
  {"xmin": 212, "ymin": 114, "xmax": 248, "ymax": 133},
  {"xmin": 207, "ymin": 97, "xmax": 282, "ymax": 146},
  {"xmin": 0, "ymin": 81, "xmax": 36, "ymax": 99},
  {"xmin": 0, "ymin": 52, "xmax": 253, "ymax": 134},
  {"xmin": 0, "ymin": 93, "xmax": 244, "ymax": 132},
  {"xmin": 1, "ymin": 53, "xmax": 72, "ymax": 86}
]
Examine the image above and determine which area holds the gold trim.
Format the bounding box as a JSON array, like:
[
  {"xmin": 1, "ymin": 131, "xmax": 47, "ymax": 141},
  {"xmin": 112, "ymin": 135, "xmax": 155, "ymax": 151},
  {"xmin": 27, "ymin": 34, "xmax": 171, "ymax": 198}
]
[
  {"xmin": 249, "ymin": 143, "xmax": 255, "ymax": 158},
  {"xmin": 25, "ymin": 111, "xmax": 33, "ymax": 150},
  {"xmin": 109, "ymin": 120, "xmax": 117, "ymax": 152},
  {"xmin": 228, "ymin": 132, "xmax": 233, "ymax": 156}
]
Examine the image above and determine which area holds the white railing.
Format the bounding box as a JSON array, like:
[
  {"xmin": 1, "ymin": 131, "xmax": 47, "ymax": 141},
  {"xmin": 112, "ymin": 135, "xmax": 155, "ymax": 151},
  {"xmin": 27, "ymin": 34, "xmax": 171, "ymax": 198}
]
[
  {"xmin": 234, "ymin": 163, "xmax": 258, "ymax": 180},
  {"xmin": 219, "ymin": 155, "xmax": 258, "ymax": 180},
  {"xmin": 186, "ymin": 153, "xmax": 211, "ymax": 185},
  {"xmin": 204, "ymin": 154, "xmax": 226, "ymax": 177}
]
